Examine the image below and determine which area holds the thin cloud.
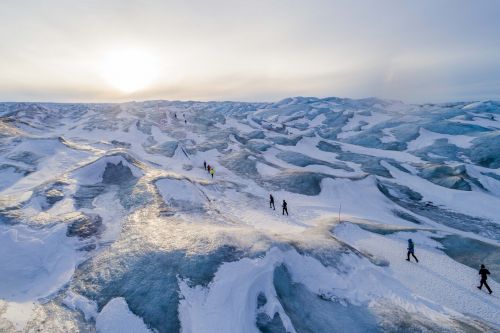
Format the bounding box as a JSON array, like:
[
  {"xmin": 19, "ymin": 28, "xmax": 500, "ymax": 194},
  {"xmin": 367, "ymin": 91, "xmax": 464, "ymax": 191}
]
[{"xmin": 1, "ymin": 0, "xmax": 499, "ymax": 103}]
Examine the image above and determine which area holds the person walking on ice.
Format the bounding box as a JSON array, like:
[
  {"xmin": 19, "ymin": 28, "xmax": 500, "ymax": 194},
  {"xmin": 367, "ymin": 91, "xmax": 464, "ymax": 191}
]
[
  {"xmin": 406, "ymin": 239, "xmax": 418, "ymax": 262},
  {"xmin": 203, "ymin": 161, "xmax": 207, "ymax": 170},
  {"xmin": 210, "ymin": 168, "xmax": 215, "ymax": 179},
  {"xmin": 269, "ymin": 194, "xmax": 275, "ymax": 210},
  {"xmin": 477, "ymin": 264, "xmax": 493, "ymax": 294},
  {"xmin": 282, "ymin": 199, "xmax": 288, "ymax": 216}
]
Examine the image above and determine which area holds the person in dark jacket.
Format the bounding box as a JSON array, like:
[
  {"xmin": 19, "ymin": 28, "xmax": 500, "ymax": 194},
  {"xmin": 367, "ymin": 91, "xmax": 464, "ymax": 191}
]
[
  {"xmin": 269, "ymin": 194, "xmax": 275, "ymax": 210},
  {"xmin": 477, "ymin": 264, "xmax": 493, "ymax": 294},
  {"xmin": 406, "ymin": 239, "xmax": 419, "ymax": 262},
  {"xmin": 203, "ymin": 161, "xmax": 207, "ymax": 170},
  {"xmin": 282, "ymin": 200, "xmax": 288, "ymax": 216}
]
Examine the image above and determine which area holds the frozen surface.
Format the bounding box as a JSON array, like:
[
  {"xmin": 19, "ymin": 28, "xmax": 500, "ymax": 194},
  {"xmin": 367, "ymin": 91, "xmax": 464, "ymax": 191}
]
[
  {"xmin": 96, "ymin": 297, "xmax": 152, "ymax": 333},
  {"xmin": 156, "ymin": 178, "xmax": 206, "ymax": 211},
  {"xmin": 0, "ymin": 224, "xmax": 79, "ymax": 302},
  {"xmin": 0, "ymin": 97, "xmax": 499, "ymax": 332},
  {"xmin": 335, "ymin": 223, "xmax": 500, "ymax": 327}
]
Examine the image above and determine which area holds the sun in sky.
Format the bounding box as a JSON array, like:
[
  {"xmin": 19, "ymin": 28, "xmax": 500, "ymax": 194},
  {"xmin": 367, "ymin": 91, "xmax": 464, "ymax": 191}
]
[{"xmin": 100, "ymin": 48, "xmax": 158, "ymax": 93}]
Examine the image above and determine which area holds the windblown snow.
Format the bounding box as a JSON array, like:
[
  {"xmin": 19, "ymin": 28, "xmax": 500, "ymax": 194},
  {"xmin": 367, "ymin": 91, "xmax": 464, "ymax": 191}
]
[{"xmin": 0, "ymin": 97, "xmax": 499, "ymax": 332}]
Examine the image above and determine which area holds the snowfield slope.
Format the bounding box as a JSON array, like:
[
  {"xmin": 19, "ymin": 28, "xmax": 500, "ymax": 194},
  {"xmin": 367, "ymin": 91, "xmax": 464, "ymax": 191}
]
[{"xmin": 0, "ymin": 97, "xmax": 499, "ymax": 332}]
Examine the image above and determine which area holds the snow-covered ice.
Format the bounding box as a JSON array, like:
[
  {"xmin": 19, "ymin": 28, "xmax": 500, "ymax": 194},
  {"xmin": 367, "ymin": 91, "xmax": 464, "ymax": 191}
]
[
  {"xmin": 96, "ymin": 298, "xmax": 152, "ymax": 333},
  {"xmin": 0, "ymin": 97, "xmax": 499, "ymax": 332},
  {"xmin": 0, "ymin": 224, "xmax": 80, "ymax": 302}
]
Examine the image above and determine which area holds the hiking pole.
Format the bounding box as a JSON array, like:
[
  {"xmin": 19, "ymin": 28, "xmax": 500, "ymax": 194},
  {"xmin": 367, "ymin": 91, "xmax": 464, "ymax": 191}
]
[{"xmin": 338, "ymin": 203, "xmax": 341, "ymax": 224}]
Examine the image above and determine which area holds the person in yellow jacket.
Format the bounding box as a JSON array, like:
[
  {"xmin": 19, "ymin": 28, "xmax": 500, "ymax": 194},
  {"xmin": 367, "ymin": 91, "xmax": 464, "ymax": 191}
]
[{"xmin": 210, "ymin": 168, "xmax": 215, "ymax": 179}]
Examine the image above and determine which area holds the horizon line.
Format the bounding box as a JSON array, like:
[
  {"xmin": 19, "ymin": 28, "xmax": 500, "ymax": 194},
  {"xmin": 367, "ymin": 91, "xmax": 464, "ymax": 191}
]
[{"xmin": 1, "ymin": 95, "xmax": 499, "ymax": 106}]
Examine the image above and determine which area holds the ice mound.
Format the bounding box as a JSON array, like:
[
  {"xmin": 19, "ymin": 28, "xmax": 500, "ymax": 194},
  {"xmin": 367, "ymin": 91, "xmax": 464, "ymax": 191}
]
[
  {"xmin": 272, "ymin": 264, "xmax": 379, "ymax": 333},
  {"xmin": 276, "ymin": 151, "xmax": 352, "ymax": 171},
  {"xmin": 145, "ymin": 141, "xmax": 178, "ymax": 158},
  {"xmin": 419, "ymin": 164, "xmax": 480, "ymax": 191},
  {"xmin": 75, "ymin": 243, "xmax": 247, "ymax": 333},
  {"xmin": 66, "ymin": 212, "xmax": 103, "ymax": 239},
  {"xmin": 265, "ymin": 171, "xmax": 333, "ymax": 195},
  {"xmin": 72, "ymin": 154, "xmax": 143, "ymax": 185},
  {"xmin": 470, "ymin": 133, "xmax": 500, "ymax": 168},
  {"xmin": 220, "ymin": 151, "xmax": 260, "ymax": 178},
  {"xmin": 155, "ymin": 178, "xmax": 207, "ymax": 211},
  {"xmin": 0, "ymin": 224, "xmax": 79, "ymax": 302},
  {"xmin": 377, "ymin": 180, "xmax": 500, "ymax": 240},
  {"xmin": 96, "ymin": 297, "xmax": 151, "ymax": 333}
]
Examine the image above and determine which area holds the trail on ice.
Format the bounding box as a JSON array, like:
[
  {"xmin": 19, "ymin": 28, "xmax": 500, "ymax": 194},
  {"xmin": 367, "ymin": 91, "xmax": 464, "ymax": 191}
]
[{"xmin": 335, "ymin": 223, "xmax": 500, "ymax": 327}]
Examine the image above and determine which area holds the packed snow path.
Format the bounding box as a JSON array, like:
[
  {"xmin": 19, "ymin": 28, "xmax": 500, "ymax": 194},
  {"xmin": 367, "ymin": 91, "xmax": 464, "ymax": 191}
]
[{"xmin": 335, "ymin": 223, "xmax": 500, "ymax": 326}]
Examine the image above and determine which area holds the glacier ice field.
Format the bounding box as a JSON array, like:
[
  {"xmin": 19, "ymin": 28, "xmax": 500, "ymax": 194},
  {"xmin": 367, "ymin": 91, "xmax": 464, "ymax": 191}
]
[{"xmin": 0, "ymin": 97, "xmax": 499, "ymax": 332}]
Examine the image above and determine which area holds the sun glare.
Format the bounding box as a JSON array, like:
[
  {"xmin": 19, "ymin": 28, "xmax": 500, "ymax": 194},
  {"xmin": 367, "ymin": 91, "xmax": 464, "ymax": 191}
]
[{"xmin": 101, "ymin": 48, "xmax": 158, "ymax": 93}]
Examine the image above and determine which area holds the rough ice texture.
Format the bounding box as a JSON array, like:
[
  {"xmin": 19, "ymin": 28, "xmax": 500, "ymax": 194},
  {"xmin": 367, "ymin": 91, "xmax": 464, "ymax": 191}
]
[{"xmin": 1, "ymin": 97, "xmax": 499, "ymax": 333}]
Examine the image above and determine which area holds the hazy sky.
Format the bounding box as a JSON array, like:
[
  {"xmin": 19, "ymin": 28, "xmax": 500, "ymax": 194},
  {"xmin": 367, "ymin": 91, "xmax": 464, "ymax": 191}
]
[{"xmin": 1, "ymin": 0, "xmax": 499, "ymax": 103}]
